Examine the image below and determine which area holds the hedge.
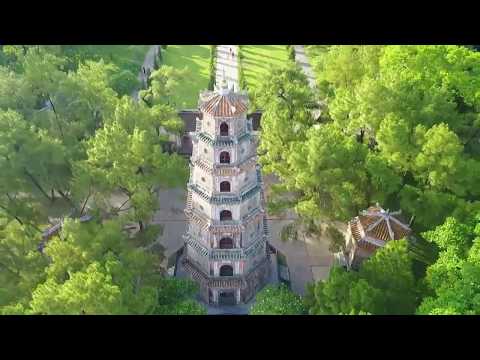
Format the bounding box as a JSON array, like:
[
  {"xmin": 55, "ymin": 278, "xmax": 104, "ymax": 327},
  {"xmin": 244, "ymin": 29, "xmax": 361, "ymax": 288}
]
[
  {"xmin": 286, "ymin": 45, "xmax": 296, "ymax": 62},
  {"xmin": 208, "ymin": 45, "xmax": 217, "ymax": 90},
  {"xmin": 238, "ymin": 45, "xmax": 248, "ymax": 90}
]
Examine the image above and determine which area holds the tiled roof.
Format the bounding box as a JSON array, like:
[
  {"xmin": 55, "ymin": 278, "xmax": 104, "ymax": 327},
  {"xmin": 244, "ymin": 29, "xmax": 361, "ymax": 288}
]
[
  {"xmin": 199, "ymin": 90, "xmax": 249, "ymax": 118},
  {"xmin": 350, "ymin": 205, "xmax": 411, "ymax": 246}
]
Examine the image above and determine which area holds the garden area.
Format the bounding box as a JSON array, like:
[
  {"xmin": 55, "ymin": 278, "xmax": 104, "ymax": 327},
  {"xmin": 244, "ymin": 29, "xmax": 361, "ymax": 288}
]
[
  {"xmin": 161, "ymin": 45, "xmax": 211, "ymax": 108},
  {"xmin": 240, "ymin": 45, "xmax": 290, "ymax": 93}
]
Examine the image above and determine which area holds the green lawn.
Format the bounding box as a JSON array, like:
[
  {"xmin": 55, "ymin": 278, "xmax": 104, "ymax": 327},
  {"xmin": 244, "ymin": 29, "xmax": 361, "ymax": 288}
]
[
  {"xmin": 63, "ymin": 45, "xmax": 151, "ymax": 74},
  {"xmin": 162, "ymin": 45, "xmax": 211, "ymax": 109},
  {"xmin": 241, "ymin": 45, "xmax": 290, "ymax": 93}
]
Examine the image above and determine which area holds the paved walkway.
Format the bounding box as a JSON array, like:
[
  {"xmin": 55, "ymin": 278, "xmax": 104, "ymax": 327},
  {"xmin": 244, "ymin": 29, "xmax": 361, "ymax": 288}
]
[
  {"xmin": 132, "ymin": 45, "xmax": 159, "ymax": 101},
  {"xmin": 215, "ymin": 45, "xmax": 238, "ymax": 91},
  {"xmin": 294, "ymin": 45, "xmax": 316, "ymax": 89},
  {"xmin": 294, "ymin": 45, "xmax": 322, "ymax": 118}
]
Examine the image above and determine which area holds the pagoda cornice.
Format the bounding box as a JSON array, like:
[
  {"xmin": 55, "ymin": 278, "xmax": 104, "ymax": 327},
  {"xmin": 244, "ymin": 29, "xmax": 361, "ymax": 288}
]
[
  {"xmin": 191, "ymin": 156, "xmax": 258, "ymax": 176},
  {"xmin": 183, "ymin": 232, "xmax": 267, "ymax": 261},
  {"xmin": 182, "ymin": 257, "xmax": 245, "ymax": 289},
  {"xmin": 184, "ymin": 206, "xmax": 265, "ymax": 234},
  {"xmin": 181, "ymin": 254, "xmax": 271, "ymax": 290},
  {"xmin": 193, "ymin": 131, "xmax": 251, "ymax": 148},
  {"xmin": 187, "ymin": 182, "xmax": 262, "ymax": 205}
]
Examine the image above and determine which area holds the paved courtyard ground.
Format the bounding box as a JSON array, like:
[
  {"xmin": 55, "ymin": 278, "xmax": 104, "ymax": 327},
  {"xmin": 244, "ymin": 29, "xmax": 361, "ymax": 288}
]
[{"xmin": 151, "ymin": 174, "xmax": 337, "ymax": 296}]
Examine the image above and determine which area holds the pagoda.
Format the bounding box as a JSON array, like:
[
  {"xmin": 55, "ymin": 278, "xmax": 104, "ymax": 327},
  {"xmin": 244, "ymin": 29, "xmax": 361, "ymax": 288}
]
[
  {"xmin": 180, "ymin": 80, "xmax": 271, "ymax": 306},
  {"xmin": 341, "ymin": 204, "xmax": 412, "ymax": 269}
]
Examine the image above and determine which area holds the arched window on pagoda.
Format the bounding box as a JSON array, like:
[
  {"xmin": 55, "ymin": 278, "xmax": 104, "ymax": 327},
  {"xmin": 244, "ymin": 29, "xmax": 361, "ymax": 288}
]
[
  {"xmin": 220, "ymin": 122, "xmax": 229, "ymax": 136},
  {"xmin": 220, "ymin": 181, "xmax": 231, "ymax": 192},
  {"xmin": 220, "ymin": 210, "xmax": 232, "ymax": 221},
  {"xmin": 220, "ymin": 265, "xmax": 234, "ymax": 277},
  {"xmin": 220, "ymin": 151, "xmax": 230, "ymax": 164},
  {"xmin": 219, "ymin": 237, "xmax": 234, "ymax": 249}
]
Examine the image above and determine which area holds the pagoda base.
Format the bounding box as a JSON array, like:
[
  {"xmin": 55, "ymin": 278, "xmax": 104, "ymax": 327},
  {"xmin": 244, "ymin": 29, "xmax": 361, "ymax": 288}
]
[{"xmin": 175, "ymin": 251, "xmax": 275, "ymax": 307}]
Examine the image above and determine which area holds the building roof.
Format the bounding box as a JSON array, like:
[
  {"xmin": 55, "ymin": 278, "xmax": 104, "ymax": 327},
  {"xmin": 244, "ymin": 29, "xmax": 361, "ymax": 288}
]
[
  {"xmin": 350, "ymin": 205, "xmax": 411, "ymax": 247},
  {"xmin": 199, "ymin": 84, "xmax": 249, "ymax": 118}
]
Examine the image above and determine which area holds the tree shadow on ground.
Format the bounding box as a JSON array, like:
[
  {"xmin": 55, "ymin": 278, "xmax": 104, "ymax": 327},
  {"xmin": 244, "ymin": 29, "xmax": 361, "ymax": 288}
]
[{"xmin": 162, "ymin": 45, "xmax": 211, "ymax": 108}]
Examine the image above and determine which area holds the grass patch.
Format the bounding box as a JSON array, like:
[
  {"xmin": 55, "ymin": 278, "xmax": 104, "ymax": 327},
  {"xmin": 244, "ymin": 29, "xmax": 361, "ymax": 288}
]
[
  {"xmin": 241, "ymin": 45, "xmax": 290, "ymax": 93},
  {"xmin": 162, "ymin": 45, "xmax": 211, "ymax": 109},
  {"xmin": 63, "ymin": 45, "xmax": 151, "ymax": 74},
  {"xmin": 62, "ymin": 45, "xmax": 152, "ymax": 96}
]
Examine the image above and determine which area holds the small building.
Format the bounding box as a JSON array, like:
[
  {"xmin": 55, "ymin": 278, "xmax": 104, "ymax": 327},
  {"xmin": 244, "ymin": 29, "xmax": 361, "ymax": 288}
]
[{"xmin": 340, "ymin": 204, "xmax": 412, "ymax": 270}]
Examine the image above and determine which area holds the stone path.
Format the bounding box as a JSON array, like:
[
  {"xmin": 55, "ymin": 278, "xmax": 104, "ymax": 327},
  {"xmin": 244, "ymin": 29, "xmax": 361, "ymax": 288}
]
[
  {"xmin": 294, "ymin": 45, "xmax": 322, "ymax": 119},
  {"xmin": 215, "ymin": 45, "xmax": 239, "ymax": 91},
  {"xmin": 294, "ymin": 45, "xmax": 316, "ymax": 89},
  {"xmin": 132, "ymin": 45, "xmax": 159, "ymax": 101}
]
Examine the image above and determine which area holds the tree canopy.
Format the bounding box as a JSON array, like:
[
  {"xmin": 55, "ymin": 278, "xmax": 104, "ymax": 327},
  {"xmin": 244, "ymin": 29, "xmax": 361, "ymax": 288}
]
[
  {"xmin": 249, "ymin": 284, "xmax": 307, "ymax": 315},
  {"xmin": 259, "ymin": 45, "xmax": 480, "ymax": 232},
  {"xmin": 417, "ymin": 213, "xmax": 480, "ymax": 315},
  {"xmin": 0, "ymin": 45, "xmax": 200, "ymax": 315},
  {"xmin": 306, "ymin": 240, "xmax": 419, "ymax": 315}
]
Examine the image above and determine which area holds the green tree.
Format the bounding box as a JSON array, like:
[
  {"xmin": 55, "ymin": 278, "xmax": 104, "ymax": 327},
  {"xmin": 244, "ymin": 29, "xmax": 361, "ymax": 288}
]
[
  {"xmin": 263, "ymin": 45, "xmax": 480, "ymax": 232},
  {"xmin": 110, "ymin": 69, "xmax": 140, "ymax": 96},
  {"xmin": 0, "ymin": 219, "xmax": 48, "ymax": 308},
  {"xmin": 29, "ymin": 262, "xmax": 125, "ymax": 315},
  {"xmin": 139, "ymin": 65, "xmax": 188, "ymax": 107},
  {"xmin": 249, "ymin": 284, "xmax": 306, "ymax": 315},
  {"xmin": 307, "ymin": 240, "xmax": 418, "ymax": 315},
  {"xmin": 417, "ymin": 214, "xmax": 480, "ymax": 315},
  {"xmin": 155, "ymin": 278, "xmax": 206, "ymax": 315},
  {"xmin": 26, "ymin": 218, "xmax": 160, "ymax": 314},
  {"xmin": 0, "ymin": 109, "xmax": 71, "ymax": 205},
  {"xmin": 82, "ymin": 119, "xmax": 187, "ymax": 231}
]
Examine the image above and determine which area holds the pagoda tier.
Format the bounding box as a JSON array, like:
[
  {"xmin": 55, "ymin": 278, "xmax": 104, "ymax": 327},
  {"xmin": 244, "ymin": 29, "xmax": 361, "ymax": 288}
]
[{"xmin": 181, "ymin": 81, "xmax": 271, "ymax": 306}]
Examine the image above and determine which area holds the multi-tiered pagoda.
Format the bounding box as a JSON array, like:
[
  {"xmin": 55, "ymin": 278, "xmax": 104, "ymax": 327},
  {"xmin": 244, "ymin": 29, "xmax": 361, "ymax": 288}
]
[{"xmin": 181, "ymin": 80, "xmax": 271, "ymax": 306}]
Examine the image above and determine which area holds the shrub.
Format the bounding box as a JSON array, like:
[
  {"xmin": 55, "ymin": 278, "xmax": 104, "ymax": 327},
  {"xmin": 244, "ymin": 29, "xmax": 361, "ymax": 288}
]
[
  {"xmin": 281, "ymin": 223, "xmax": 298, "ymax": 242},
  {"xmin": 326, "ymin": 225, "xmax": 345, "ymax": 253},
  {"xmin": 287, "ymin": 45, "xmax": 296, "ymax": 62},
  {"xmin": 250, "ymin": 284, "xmax": 307, "ymax": 315},
  {"xmin": 237, "ymin": 46, "xmax": 248, "ymax": 90},
  {"xmin": 161, "ymin": 45, "xmax": 168, "ymax": 50}
]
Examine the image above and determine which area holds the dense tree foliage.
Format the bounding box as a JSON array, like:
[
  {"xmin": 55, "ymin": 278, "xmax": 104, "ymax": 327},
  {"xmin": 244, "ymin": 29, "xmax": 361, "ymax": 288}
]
[
  {"xmin": 259, "ymin": 46, "xmax": 480, "ymax": 232},
  {"xmin": 0, "ymin": 218, "xmax": 48, "ymax": 308},
  {"xmin": 417, "ymin": 214, "xmax": 480, "ymax": 314},
  {"xmin": 0, "ymin": 46, "xmax": 201, "ymax": 315},
  {"xmin": 249, "ymin": 284, "xmax": 307, "ymax": 315},
  {"xmin": 306, "ymin": 240, "xmax": 419, "ymax": 315},
  {"xmin": 155, "ymin": 278, "xmax": 207, "ymax": 315}
]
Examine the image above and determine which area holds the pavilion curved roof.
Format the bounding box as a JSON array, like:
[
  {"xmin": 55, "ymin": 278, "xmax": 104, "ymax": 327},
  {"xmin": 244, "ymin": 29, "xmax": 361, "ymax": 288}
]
[{"xmin": 350, "ymin": 205, "xmax": 412, "ymax": 245}]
